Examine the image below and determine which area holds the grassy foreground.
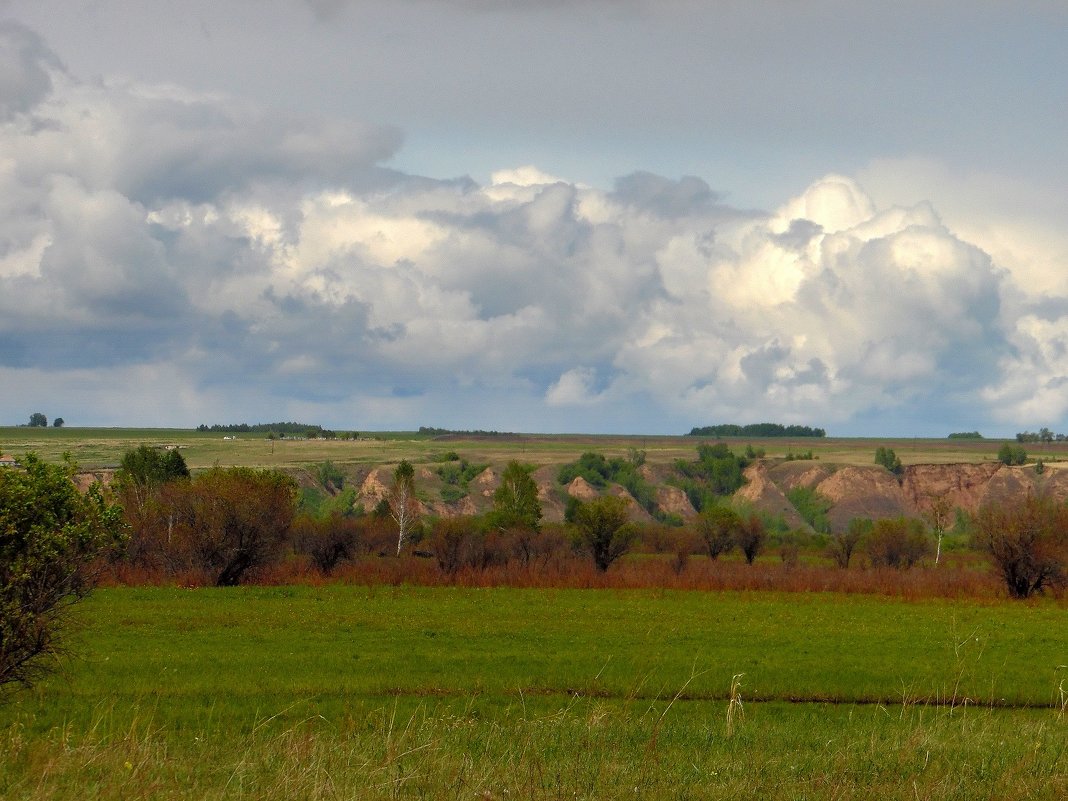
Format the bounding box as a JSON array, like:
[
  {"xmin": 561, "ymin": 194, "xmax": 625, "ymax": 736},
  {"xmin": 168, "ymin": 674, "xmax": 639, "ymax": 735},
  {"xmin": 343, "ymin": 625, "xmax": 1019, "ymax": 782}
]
[{"xmin": 1, "ymin": 586, "xmax": 1065, "ymax": 799}]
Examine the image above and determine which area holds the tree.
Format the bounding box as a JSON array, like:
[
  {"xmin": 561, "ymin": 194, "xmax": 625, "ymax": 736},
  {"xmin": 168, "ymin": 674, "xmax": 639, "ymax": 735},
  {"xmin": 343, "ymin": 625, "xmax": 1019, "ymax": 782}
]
[
  {"xmin": 734, "ymin": 513, "xmax": 767, "ymax": 564},
  {"xmin": 571, "ymin": 495, "xmax": 636, "ymax": 572},
  {"xmin": 1, "ymin": 454, "xmax": 126, "ymax": 688},
  {"xmin": 292, "ymin": 514, "xmax": 361, "ymax": 574},
  {"xmin": 171, "ymin": 467, "xmax": 296, "ymax": 586},
  {"xmin": 695, "ymin": 504, "xmax": 740, "ymax": 560},
  {"xmin": 922, "ymin": 495, "xmax": 953, "ymax": 565},
  {"xmin": 388, "ymin": 460, "xmax": 420, "ymax": 556},
  {"xmin": 28, "ymin": 412, "xmax": 47, "ymax": 428},
  {"xmin": 972, "ymin": 496, "xmax": 1068, "ymax": 598},
  {"xmin": 828, "ymin": 518, "xmax": 870, "ymax": 568},
  {"xmin": 52, "ymin": 418, "xmax": 64, "ymax": 428},
  {"xmin": 114, "ymin": 445, "xmax": 191, "ymax": 536},
  {"xmin": 866, "ymin": 517, "xmax": 930, "ymax": 568},
  {"xmin": 117, "ymin": 445, "xmax": 190, "ymax": 488},
  {"xmin": 489, "ymin": 461, "xmax": 542, "ymax": 531},
  {"xmin": 874, "ymin": 447, "xmax": 902, "ymax": 475},
  {"xmin": 997, "ymin": 443, "xmax": 1027, "ymax": 466},
  {"xmin": 673, "ymin": 444, "xmax": 748, "ymax": 511}
]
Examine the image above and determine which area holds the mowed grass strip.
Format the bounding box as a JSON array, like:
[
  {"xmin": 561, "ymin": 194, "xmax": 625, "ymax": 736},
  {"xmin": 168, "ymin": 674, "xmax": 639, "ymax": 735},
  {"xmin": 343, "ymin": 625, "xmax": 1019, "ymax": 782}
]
[{"xmin": 1, "ymin": 587, "xmax": 1065, "ymax": 800}]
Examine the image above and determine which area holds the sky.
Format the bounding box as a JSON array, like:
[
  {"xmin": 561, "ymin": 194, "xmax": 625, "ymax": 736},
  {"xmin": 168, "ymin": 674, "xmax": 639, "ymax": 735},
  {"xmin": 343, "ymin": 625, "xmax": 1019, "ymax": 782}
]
[{"xmin": 1, "ymin": 0, "xmax": 1067, "ymax": 436}]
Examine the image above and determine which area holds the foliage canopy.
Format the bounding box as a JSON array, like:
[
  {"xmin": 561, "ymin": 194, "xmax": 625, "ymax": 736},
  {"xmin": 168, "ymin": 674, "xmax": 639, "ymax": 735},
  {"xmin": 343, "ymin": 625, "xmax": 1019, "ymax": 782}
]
[{"xmin": 0, "ymin": 453, "xmax": 126, "ymax": 688}]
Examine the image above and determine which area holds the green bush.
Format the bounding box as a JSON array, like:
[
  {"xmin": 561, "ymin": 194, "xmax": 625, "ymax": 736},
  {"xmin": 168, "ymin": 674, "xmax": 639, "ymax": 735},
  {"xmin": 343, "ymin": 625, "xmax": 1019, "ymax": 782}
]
[
  {"xmin": 997, "ymin": 443, "xmax": 1027, "ymax": 466},
  {"xmin": 436, "ymin": 458, "xmax": 488, "ymax": 502},
  {"xmin": 785, "ymin": 486, "xmax": 832, "ymax": 533},
  {"xmin": 874, "ymin": 447, "xmax": 903, "ymax": 475},
  {"xmin": 1, "ymin": 453, "xmax": 126, "ymax": 688},
  {"xmin": 557, "ymin": 452, "xmax": 656, "ymax": 514},
  {"xmin": 672, "ymin": 444, "xmax": 748, "ymax": 511}
]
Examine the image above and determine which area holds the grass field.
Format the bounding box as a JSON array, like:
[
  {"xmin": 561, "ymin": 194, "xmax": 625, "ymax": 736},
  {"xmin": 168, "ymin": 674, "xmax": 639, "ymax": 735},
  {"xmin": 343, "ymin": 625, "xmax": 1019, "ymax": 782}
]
[
  {"xmin": 3, "ymin": 426, "xmax": 1066, "ymax": 473},
  {"xmin": 1, "ymin": 586, "xmax": 1065, "ymax": 799}
]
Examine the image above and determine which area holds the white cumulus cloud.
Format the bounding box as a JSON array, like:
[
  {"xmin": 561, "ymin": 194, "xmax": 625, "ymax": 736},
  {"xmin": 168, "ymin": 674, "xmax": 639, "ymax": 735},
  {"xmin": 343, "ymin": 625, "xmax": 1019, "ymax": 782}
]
[{"xmin": 2, "ymin": 22, "xmax": 1067, "ymax": 435}]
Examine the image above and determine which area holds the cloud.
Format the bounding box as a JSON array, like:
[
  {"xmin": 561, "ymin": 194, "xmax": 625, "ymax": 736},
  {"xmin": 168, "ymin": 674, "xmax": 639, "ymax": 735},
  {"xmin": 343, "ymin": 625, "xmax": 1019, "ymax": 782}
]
[
  {"xmin": 2, "ymin": 23, "xmax": 1067, "ymax": 434},
  {"xmin": 546, "ymin": 367, "xmax": 609, "ymax": 407},
  {"xmin": 0, "ymin": 21, "xmax": 59, "ymax": 120}
]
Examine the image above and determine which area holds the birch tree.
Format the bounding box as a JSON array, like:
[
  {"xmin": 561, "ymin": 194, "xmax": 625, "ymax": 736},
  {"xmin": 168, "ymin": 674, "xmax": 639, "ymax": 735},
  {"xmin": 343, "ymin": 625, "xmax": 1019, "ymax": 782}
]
[{"xmin": 388, "ymin": 460, "xmax": 420, "ymax": 555}]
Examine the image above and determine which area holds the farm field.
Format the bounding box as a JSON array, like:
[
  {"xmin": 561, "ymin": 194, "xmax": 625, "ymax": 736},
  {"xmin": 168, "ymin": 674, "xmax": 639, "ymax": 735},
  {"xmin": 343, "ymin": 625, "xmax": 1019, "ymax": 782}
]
[
  {"xmin": 3, "ymin": 426, "xmax": 1066, "ymax": 473},
  {"xmin": 1, "ymin": 586, "xmax": 1065, "ymax": 799}
]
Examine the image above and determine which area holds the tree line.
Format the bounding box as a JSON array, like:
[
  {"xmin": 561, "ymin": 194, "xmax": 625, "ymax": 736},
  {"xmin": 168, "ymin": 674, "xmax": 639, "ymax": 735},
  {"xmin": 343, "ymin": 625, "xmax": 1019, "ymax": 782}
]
[
  {"xmin": 1016, "ymin": 428, "xmax": 1068, "ymax": 443},
  {"xmin": 21, "ymin": 412, "xmax": 64, "ymax": 428},
  {"xmin": 688, "ymin": 423, "xmax": 826, "ymax": 438}
]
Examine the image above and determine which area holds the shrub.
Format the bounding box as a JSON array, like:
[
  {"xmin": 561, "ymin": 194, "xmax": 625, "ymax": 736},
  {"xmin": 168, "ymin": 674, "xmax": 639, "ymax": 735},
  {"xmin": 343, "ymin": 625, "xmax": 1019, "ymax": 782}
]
[
  {"xmin": 865, "ymin": 517, "xmax": 930, "ymax": 569},
  {"xmin": 672, "ymin": 444, "xmax": 748, "ymax": 511},
  {"xmin": 428, "ymin": 518, "xmax": 483, "ymax": 576},
  {"xmin": 874, "ymin": 447, "xmax": 903, "ymax": 475},
  {"xmin": 315, "ymin": 461, "xmax": 345, "ymax": 492},
  {"xmin": 558, "ymin": 452, "xmax": 656, "ymax": 514},
  {"xmin": 292, "ymin": 514, "xmax": 361, "ymax": 574},
  {"xmin": 828, "ymin": 518, "xmax": 871, "ymax": 568},
  {"xmin": 997, "ymin": 443, "xmax": 1027, "ymax": 466},
  {"xmin": 972, "ymin": 496, "xmax": 1068, "ymax": 598},
  {"xmin": 779, "ymin": 532, "xmax": 801, "ymax": 568},
  {"xmin": 1, "ymin": 454, "xmax": 126, "ymax": 688},
  {"xmin": 138, "ymin": 467, "xmax": 297, "ymax": 585},
  {"xmin": 436, "ymin": 458, "xmax": 488, "ymax": 502},
  {"xmin": 786, "ymin": 486, "xmax": 831, "ymax": 533},
  {"xmin": 734, "ymin": 514, "xmax": 767, "ymax": 565},
  {"xmin": 508, "ymin": 523, "xmax": 567, "ymax": 568}
]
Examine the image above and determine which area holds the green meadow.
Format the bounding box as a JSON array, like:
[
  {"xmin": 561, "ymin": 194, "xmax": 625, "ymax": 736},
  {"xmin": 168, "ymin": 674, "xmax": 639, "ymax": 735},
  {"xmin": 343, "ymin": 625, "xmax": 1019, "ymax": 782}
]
[{"xmin": 2, "ymin": 586, "xmax": 1065, "ymax": 799}]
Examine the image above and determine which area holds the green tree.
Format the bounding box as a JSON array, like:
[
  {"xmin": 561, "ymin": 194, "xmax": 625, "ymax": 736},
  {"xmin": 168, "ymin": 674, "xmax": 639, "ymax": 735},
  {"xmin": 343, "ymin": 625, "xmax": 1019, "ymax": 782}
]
[
  {"xmin": 28, "ymin": 412, "xmax": 47, "ymax": 427},
  {"xmin": 490, "ymin": 461, "xmax": 542, "ymax": 531},
  {"xmin": 673, "ymin": 444, "xmax": 748, "ymax": 511},
  {"xmin": 1, "ymin": 454, "xmax": 126, "ymax": 688},
  {"xmin": 52, "ymin": 418, "xmax": 64, "ymax": 428},
  {"xmin": 115, "ymin": 445, "xmax": 191, "ymax": 539},
  {"xmin": 695, "ymin": 504, "xmax": 741, "ymax": 559},
  {"xmin": 571, "ymin": 495, "xmax": 636, "ymax": 572},
  {"xmin": 874, "ymin": 447, "xmax": 903, "ymax": 475},
  {"xmin": 997, "ymin": 443, "xmax": 1027, "ymax": 466},
  {"xmin": 117, "ymin": 445, "xmax": 190, "ymax": 488}
]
